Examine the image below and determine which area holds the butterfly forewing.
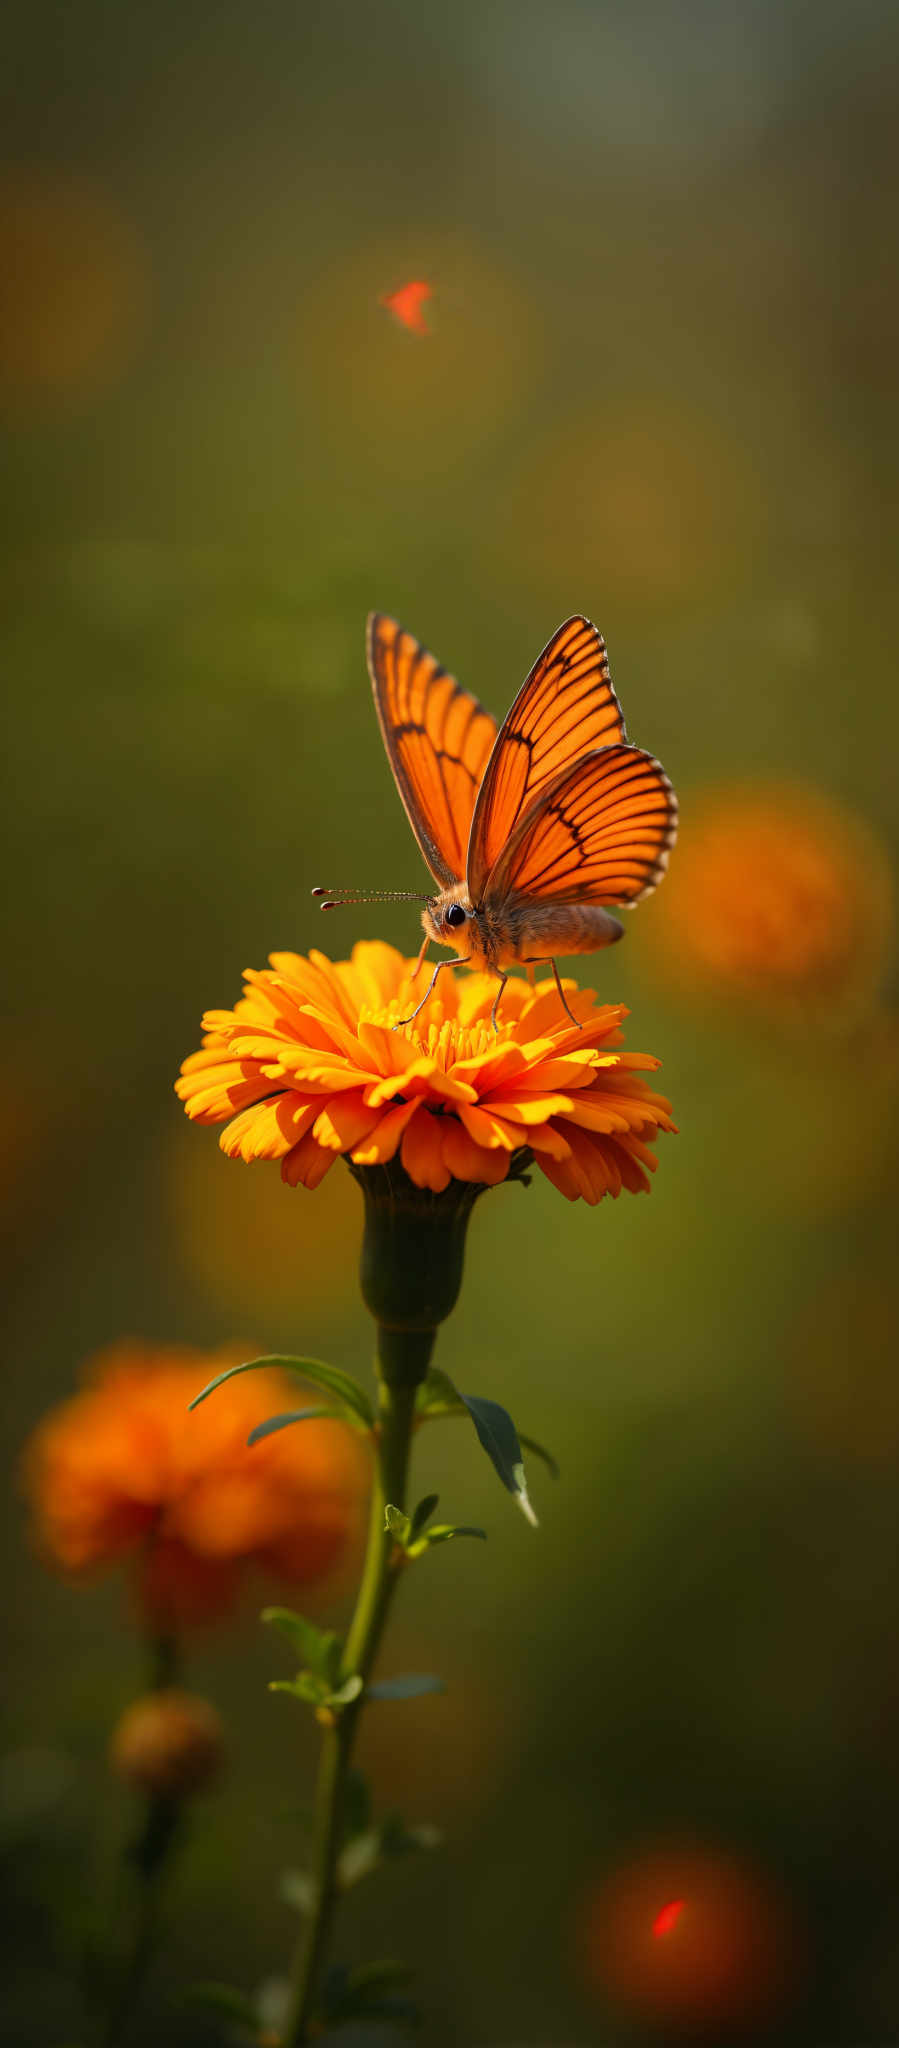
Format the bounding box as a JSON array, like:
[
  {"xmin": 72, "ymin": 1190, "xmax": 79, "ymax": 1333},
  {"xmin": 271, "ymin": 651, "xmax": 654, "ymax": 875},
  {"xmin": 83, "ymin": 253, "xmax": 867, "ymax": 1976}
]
[
  {"xmin": 466, "ymin": 615, "xmax": 626, "ymax": 899},
  {"xmin": 485, "ymin": 744, "xmax": 677, "ymax": 907},
  {"xmin": 367, "ymin": 612, "xmax": 497, "ymax": 887}
]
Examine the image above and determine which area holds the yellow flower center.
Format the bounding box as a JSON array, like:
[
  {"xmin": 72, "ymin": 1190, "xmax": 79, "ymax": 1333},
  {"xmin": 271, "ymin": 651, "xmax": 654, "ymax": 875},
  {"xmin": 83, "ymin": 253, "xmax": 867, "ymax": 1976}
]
[{"xmin": 359, "ymin": 996, "xmax": 512, "ymax": 1067}]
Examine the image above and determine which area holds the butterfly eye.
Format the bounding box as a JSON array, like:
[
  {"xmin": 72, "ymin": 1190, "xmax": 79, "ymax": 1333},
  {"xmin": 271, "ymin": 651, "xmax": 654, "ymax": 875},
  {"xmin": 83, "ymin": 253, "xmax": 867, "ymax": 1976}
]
[{"xmin": 445, "ymin": 903, "xmax": 467, "ymax": 929}]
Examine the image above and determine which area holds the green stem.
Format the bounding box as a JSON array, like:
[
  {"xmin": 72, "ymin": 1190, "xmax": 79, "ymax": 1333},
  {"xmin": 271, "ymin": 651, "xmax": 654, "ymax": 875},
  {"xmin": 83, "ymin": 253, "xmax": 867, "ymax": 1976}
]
[
  {"xmin": 99, "ymin": 1635, "xmax": 183, "ymax": 2048},
  {"xmin": 282, "ymin": 1324, "xmax": 434, "ymax": 2045}
]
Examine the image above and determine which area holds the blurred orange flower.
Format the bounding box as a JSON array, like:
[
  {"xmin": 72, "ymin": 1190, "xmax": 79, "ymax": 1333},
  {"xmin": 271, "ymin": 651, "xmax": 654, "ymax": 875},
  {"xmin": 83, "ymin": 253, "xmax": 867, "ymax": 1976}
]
[
  {"xmin": 176, "ymin": 942, "xmax": 675, "ymax": 1205},
  {"xmin": 646, "ymin": 783, "xmax": 893, "ymax": 1017},
  {"xmin": 23, "ymin": 1343, "xmax": 366, "ymax": 1626},
  {"xmin": 0, "ymin": 165, "xmax": 149, "ymax": 412}
]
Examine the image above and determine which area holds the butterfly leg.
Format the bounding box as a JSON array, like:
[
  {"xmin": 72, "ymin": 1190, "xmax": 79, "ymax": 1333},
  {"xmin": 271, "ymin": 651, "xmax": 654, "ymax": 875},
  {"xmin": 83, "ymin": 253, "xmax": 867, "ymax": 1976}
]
[
  {"xmin": 392, "ymin": 957, "xmax": 452, "ymax": 1030},
  {"xmin": 551, "ymin": 958, "xmax": 583, "ymax": 1030},
  {"xmin": 490, "ymin": 971, "xmax": 509, "ymax": 1033},
  {"xmin": 410, "ymin": 934, "xmax": 430, "ymax": 982}
]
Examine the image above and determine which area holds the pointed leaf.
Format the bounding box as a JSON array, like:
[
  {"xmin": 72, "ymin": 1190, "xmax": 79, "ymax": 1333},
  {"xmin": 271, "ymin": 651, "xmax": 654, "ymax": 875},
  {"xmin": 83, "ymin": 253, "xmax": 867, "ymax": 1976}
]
[
  {"xmin": 415, "ymin": 1371, "xmax": 557, "ymax": 1488},
  {"xmin": 419, "ymin": 1523, "xmax": 486, "ymax": 1547},
  {"xmin": 269, "ymin": 1673, "xmax": 329, "ymax": 1705},
  {"xmin": 328, "ymin": 1960, "xmax": 419, "ymax": 2027},
  {"xmin": 414, "ymin": 1366, "xmax": 463, "ymax": 1417},
  {"xmin": 460, "ymin": 1393, "xmax": 538, "ymax": 1526},
  {"xmin": 518, "ymin": 1431, "xmax": 560, "ymax": 1481},
  {"xmin": 384, "ymin": 1503, "xmax": 412, "ymax": 1544},
  {"xmin": 280, "ymin": 1869, "xmax": 316, "ymax": 1915},
  {"xmin": 261, "ymin": 1608, "xmax": 342, "ymax": 1683},
  {"xmin": 337, "ymin": 1826, "xmax": 382, "ymax": 1889},
  {"xmin": 366, "ymin": 1673, "xmax": 446, "ymax": 1701},
  {"xmin": 380, "ymin": 1815, "xmax": 441, "ymax": 1857},
  {"xmin": 188, "ymin": 1353, "xmax": 374, "ymax": 1427},
  {"xmin": 409, "ymin": 1491, "xmax": 440, "ymax": 1536},
  {"xmin": 326, "ymin": 1674, "xmax": 363, "ymax": 1708},
  {"xmin": 247, "ymin": 1408, "xmax": 330, "ymax": 1445}
]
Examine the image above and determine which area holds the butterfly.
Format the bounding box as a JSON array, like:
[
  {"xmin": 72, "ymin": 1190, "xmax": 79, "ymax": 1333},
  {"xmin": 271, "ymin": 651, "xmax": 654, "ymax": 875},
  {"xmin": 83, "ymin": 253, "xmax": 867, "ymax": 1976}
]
[{"xmin": 315, "ymin": 613, "xmax": 677, "ymax": 1029}]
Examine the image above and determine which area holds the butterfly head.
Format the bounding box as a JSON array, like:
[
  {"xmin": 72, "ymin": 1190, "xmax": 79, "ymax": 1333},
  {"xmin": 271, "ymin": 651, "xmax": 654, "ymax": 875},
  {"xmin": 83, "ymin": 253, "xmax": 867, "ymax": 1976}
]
[{"xmin": 422, "ymin": 884, "xmax": 484, "ymax": 962}]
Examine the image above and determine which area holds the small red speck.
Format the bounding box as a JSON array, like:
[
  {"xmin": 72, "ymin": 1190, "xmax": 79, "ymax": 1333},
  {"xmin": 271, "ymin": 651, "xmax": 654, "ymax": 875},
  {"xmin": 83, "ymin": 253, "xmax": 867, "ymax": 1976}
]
[
  {"xmin": 381, "ymin": 279, "xmax": 432, "ymax": 335},
  {"xmin": 652, "ymin": 1900, "xmax": 686, "ymax": 1939}
]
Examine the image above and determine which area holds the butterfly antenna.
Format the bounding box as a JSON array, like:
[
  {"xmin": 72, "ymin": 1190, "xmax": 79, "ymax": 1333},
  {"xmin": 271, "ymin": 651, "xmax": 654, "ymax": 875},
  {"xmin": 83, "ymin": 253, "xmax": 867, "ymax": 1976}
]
[{"xmin": 312, "ymin": 886, "xmax": 432, "ymax": 910}]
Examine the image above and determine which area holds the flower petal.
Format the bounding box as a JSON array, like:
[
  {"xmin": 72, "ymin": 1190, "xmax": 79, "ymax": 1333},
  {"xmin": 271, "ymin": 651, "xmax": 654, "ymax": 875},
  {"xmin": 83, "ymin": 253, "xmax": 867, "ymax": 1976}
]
[
  {"xmin": 441, "ymin": 1120, "xmax": 510, "ymax": 1187},
  {"xmin": 350, "ymin": 1098, "xmax": 421, "ymax": 1166},
  {"xmin": 401, "ymin": 1108, "xmax": 452, "ymax": 1192},
  {"xmin": 281, "ymin": 1129, "xmax": 338, "ymax": 1188},
  {"xmin": 312, "ymin": 1091, "xmax": 384, "ymax": 1153}
]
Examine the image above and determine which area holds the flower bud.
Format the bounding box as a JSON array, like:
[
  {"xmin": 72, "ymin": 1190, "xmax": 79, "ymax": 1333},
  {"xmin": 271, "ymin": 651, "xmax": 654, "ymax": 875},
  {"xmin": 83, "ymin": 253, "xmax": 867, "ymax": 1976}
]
[{"xmin": 109, "ymin": 1690, "xmax": 225, "ymax": 1801}]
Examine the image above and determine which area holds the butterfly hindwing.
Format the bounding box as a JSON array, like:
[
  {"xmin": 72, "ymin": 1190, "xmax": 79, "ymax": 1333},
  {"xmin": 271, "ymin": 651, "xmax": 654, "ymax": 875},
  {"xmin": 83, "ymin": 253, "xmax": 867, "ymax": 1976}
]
[
  {"xmin": 367, "ymin": 612, "xmax": 497, "ymax": 887},
  {"xmin": 484, "ymin": 744, "xmax": 678, "ymax": 908},
  {"xmin": 466, "ymin": 615, "xmax": 626, "ymax": 900}
]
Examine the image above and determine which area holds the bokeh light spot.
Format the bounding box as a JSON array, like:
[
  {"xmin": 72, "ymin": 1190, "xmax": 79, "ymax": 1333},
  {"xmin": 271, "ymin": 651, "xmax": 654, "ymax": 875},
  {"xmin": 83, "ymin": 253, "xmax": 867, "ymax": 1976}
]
[
  {"xmin": 653, "ymin": 1898, "xmax": 686, "ymax": 1938},
  {"xmin": 381, "ymin": 278, "xmax": 432, "ymax": 334}
]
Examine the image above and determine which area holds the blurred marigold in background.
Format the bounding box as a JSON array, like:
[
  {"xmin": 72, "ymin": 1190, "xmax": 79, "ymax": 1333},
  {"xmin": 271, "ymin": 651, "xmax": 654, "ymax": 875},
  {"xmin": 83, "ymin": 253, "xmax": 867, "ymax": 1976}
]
[
  {"xmin": 0, "ymin": 165, "xmax": 149, "ymax": 412},
  {"xmin": 580, "ymin": 1842, "xmax": 805, "ymax": 2033},
  {"xmin": 23, "ymin": 1343, "xmax": 366, "ymax": 1626},
  {"xmin": 646, "ymin": 783, "xmax": 893, "ymax": 1019},
  {"xmin": 175, "ymin": 941, "xmax": 675, "ymax": 1204},
  {"xmin": 110, "ymin": 1690, "xmax": 225, "ymax": 1801}
]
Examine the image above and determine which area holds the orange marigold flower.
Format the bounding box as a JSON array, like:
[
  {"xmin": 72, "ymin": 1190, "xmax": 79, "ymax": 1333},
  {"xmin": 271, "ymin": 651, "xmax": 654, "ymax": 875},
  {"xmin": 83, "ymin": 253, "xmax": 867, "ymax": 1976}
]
[
  {"xmin": 646, "ymin": 783, "xmax": 893, "ymax": 1015},
  {"xmin": 175, "ymin": 942, "xmax": 675, "ymax": 1204},
  {"xmin": 23, "ymin": 1342, "xmax": 366, "ymax": 1626}
]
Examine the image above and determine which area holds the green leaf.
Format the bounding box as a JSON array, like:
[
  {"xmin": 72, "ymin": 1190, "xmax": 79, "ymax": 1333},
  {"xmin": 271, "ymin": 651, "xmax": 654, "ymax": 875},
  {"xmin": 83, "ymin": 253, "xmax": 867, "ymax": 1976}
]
[
  {"xmin": 326, "ymin": 1960, "xmax": 419, "ymax": 2028},
  {"xmin": 337, "ymin": 1827, "xmax": 382, "ymax": 1888},
  {"xmin": 459, "ymin": 1393, "xmax": 538, "ymax": 1527},
  {"xmin": 328, "ymin": 1674, "xmax": 363, "ymax": 1708},
  {"xmin": 414, "ymin": 1366, "xmax": 462, "ymax": 1417},
  {"xmin": 247, "ymin": 1407, "xmax": 330, "ymax": 1445},
  {"xmin": 188, "ymin": 1354, "xmax": 374, "ymax": 1428},
  {"xmin": 518, "ymin": 1431, "xmax": 560, "ymax": 1481},
  {"xmin": 338, "ymin": 1816, "xmax": 441, "ymax": 1888},
  {"xmin": 269, "ymin": 1672, "xmax": 330, "ymax": 1705},
  {"xmin": 384, "ymin": 1503, "xmax": 412, "ymax": 1544},
  {"xmin": 269, "ymin": 1669, "xmax": 362, "ymax": 1711},
  {"xmin": 380, "ymin": 1815, "xmax": 441, "ymax": 1858},
  {"xmin": 415, "ymin": 1370, "xmax": 555, "ymax": 1507},
  {"xmin": 261, "ymin": 1608, "xmax": 342, "ymax": 1683},
  {"xmin": 367, "ymin": 1674, "xmax": 446, "ymax": 1701},
  {"xmin": 184, "ymin": 1981, "xmax": 260, "ymax": 2030},
  {"xmin": 409, "ymin": 1492, "xmax": 440, "ymax": 1536},
  {"xmin": 413, "ymin": 1523, "xmax": 487, "ymax": 1550},
  {"xmin": 280, "ymin": 1868, "xmax": 316, "ymax": 1915}
]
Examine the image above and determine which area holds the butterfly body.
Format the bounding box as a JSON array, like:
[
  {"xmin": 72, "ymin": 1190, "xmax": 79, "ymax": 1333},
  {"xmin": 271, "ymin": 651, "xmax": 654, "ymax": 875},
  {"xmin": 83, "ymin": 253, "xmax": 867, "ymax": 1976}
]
[
  {"xmin": 320, "ymin": 612, "xmax": 677, "ymax": 1028},
  {"xmin": 423, "ymin": 882, "xmax": 624, "ymax": 969}
]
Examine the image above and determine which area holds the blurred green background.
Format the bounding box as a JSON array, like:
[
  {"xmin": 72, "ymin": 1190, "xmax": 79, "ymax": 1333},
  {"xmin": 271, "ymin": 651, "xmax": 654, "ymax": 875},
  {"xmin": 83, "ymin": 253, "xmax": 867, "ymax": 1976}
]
[{"xmin": 3, "ymin": 0, "xmax": 899, "ymax": 2041}]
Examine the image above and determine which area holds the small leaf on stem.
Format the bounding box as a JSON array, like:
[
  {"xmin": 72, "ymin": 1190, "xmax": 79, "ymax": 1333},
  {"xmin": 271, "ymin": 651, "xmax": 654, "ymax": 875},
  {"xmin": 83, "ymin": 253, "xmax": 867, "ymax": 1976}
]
[
  {"xmin": 409, "ymin": 1491, "xmax": 440, "ymax": 1536},
  {"xmin": 384, "ymin": 1503, "xmax": 412, "ymax": 1544},
  {"xmin": 366, "ymin": 1673, "xmax": 446, "ymax": 1701},
  {"xmin": 261, "ymin": 1608, "xmax": 342, "ymax": 1683},
  {"xmin": 189, "ymin": 1354, "xmax": 374, "ymax": 1427},
  {"xmin": 247, "ymin": 1407, "xmax": 331, "ymax": 1445},
  {"xmin": 460, "ymin": 1393, "xmax": 539, "ymax": 1526}
]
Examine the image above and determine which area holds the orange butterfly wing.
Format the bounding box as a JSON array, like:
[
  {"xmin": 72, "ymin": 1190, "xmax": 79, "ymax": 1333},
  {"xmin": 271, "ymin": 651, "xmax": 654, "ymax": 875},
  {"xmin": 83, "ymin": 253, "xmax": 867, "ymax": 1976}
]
[
  {"xmin": 466, "ymin": 615, "xmax": 626, "ymax": 900},
  {"xmin": 484, "ymin": 744, "xmax": 677, "ymax": 907},
  {"xmin": 367, "ymin": 613, "xmax": 497, "ymax": 887}
]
